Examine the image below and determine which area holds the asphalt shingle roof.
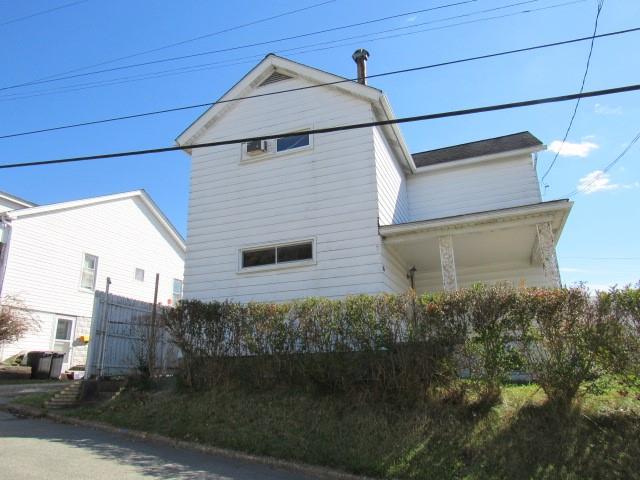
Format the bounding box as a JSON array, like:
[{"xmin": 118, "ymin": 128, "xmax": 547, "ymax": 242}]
[{"xmin": 412, "ymin": 131, "xmax": 543, "ymax": 168}]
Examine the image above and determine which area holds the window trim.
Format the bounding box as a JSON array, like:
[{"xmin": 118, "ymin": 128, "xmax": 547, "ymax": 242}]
[
  {"xmin": 238, "ymin": 238, "xmax": 316, "ymax": 273},
  {"xmin": 240, "ymin": 126, "xmax": 313, "ymax": 163},
  {"xmin": 79, "ymin": 253, "xmax": 98, "ymax": 292}
]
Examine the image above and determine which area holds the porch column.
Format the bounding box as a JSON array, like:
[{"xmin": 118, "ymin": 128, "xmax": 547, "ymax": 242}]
[
  {"xmin": 439, "ymin": 235, "xmax": 458, "ymax": 291},
  {"xmin": 536, "ymin": 222, "xmax": 561, "ymax": 287}
]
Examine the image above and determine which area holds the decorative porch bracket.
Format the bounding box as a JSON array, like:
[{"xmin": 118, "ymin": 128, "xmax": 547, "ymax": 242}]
[
  {"xmin": 536, "ymin": 222, "xmax": 561, "ymax": 287},
  {"xmin": 439, "ymin": 235, "xmax": 458, "ymax": 291}
]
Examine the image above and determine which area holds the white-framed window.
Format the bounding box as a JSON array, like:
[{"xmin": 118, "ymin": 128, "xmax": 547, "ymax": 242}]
[
  {"xmin": 135, "ymin": 268, "xmax": 145, "ymax": 282},
  {"xmin": 172, "ymin": 278, "xmax": 183, "ymax": 305},
  {"xmin": 80, "ymin": 253, "xmax": 98, "ymax": 290},
  {"xmin": 239, "ymin": 239, "xmax": 314, "ymax": 271},
  {"xmin": 276, "ymin": 133, "xmax": 310, "ymax": 152},
  {"xmin": 241, "ymin": 129, "xmax": 312, "ymax": 162}
]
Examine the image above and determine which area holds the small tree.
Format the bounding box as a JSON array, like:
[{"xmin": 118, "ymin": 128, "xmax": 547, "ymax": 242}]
[
  {"xmin": 601, "ymin": 283, "xmax": 640, "ymax": 381},
  {"xmin": 517, "ymin": 286, "xmax": 614, "ymax": 409},
  {"xmin": 456, "ymin": 283, "xmax": 522, "ymax": 401},
  {"xmin": 0, "ymin": 296, "xmax": 36, "ymax": 345}
]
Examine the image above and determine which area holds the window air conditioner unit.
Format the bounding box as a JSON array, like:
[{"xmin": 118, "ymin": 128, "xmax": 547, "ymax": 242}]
[{"xmin": 246, "ymin": 139, "xmax": 267, "ymax": 155}]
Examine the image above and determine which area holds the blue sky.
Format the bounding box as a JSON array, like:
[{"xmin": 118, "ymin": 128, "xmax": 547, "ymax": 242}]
[{"xmin": 1, "ymin": 0, "xmax": 638, "ymax": 290}]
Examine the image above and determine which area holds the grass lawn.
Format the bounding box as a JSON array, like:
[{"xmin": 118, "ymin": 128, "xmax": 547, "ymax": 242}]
[
  {"xmin": 55, "ymin": 380, "xmax": 640, "ymax": 479},
  {"xmin": 9, "ymin": 391, "xmax": 55, "ymax": 408}
]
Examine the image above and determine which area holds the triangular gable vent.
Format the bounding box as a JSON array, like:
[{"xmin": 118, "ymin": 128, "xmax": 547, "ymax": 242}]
[{"xmin": 259, "ymin": 71, "xmax": 293, "ymax": 87}]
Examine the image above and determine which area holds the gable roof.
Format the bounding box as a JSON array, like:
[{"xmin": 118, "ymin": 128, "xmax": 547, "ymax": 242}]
[
  {"xmin": 4, "ymin": 190, "xmax": 185, "ymax": 252},
  {"xmin": 175, "ymin": 53, "xmax": 416, "ymax": 172},
  {"xmin": 412, "ymin": 132, "xmax": 544, "ymax": 168},
  {"xmin": 0, "ymin": 190, "xmax": 37, "ymax": 210}
]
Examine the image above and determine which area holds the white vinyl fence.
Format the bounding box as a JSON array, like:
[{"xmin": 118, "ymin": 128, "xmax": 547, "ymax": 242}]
[{"xmin": 85, "ymin": 291, "xmax": 180, "ymax": 378}]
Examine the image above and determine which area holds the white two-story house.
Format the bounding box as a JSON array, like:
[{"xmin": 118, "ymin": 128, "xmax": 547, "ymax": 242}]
[
  {"xmin": 0, "ymin": 190, "xmax": 185, "ymax": 368},
  {"xmin": 177, "ymin": 52, "xmax": 571, "ymax": 303}
]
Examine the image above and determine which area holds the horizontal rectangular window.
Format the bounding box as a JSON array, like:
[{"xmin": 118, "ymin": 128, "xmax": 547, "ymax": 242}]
[
  {"xmin": 241, "ymin": 241, "xmax": 313, "ymax": 269},
  {"xmin": 276, "ymin": 133, "xmax": 309, "ymax": 152}
]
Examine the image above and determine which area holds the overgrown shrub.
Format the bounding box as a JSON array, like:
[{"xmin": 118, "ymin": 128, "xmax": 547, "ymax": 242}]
[
  {"xmin": 515, "ymin": 286, "xmax": 616, "ymax": 408},
  {"xmin": 164, "ymin": 284, "xmax": 637, "ymax": 405},
  {"xmin": 600, "ymin": 283, "xmax": 640, "ymax": 382},
  {"xmin": 456, "ymin": 284, "xmax": 523, "ymax": 401},
  {"xmin": 165, "ymin": 292, "xmax": 462, "ymax": 401}
]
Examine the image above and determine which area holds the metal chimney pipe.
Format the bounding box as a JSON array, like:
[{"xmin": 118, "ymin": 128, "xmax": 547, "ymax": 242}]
[{"xmin": 352, "ymin": 49, "xmax": 370, "ymax": 85}]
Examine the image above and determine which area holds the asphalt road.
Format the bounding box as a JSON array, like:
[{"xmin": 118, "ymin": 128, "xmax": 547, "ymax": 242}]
[{"xmin": 0, "ymin": 384, "xmax": 312, "ymax": 480}]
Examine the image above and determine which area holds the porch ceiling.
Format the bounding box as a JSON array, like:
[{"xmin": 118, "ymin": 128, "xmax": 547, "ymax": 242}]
[
  {"xmin": 387, "ymin": 226, "xmax": 536, "ymax": 272},
  {"xmin": 380, "ymin": 200, "xmax": 572, "ymax": 272}
]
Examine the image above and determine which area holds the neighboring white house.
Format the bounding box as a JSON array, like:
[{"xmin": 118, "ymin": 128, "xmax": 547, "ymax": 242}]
[
  {"xmin": 176, "ymin": 52, "xmax": 572, "ymax": 303},
  {"xmin": 0, "ymin": 190, "xmax": 185, "ymax": 368}
]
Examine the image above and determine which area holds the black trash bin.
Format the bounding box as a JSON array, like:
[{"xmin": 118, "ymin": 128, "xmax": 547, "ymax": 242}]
[
  {"xmin": 48, "ymin": 353, "xmax": 65, "ymax": 380},
  {"xmin": 28, "ymin": 351, "xmax": 54, "ymax": 379}
]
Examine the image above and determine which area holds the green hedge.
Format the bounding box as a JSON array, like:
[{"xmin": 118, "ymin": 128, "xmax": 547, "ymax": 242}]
[{"xmin": 164, "ymin": 284, "xmax": 640, "ymax": 406}]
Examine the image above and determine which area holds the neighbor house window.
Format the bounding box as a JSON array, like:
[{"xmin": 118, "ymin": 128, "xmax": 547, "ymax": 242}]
[
  {"xmin": 172, "ymin": 279, "xmax": 183, "ymax": 305},
  {"xmin": 241, "ymin": 241, "xmax": 313, "ymax": 269},
  {"xmin": 276, "ymin": 133, "xmax": 309, "ymax": 152},
  {"xmin": 80, "ymin": 253, "xmax": 98, "ymax": 290},
  {"xmin": 135, "ymin": 268, "xmax": 145, "ymax": 282}
]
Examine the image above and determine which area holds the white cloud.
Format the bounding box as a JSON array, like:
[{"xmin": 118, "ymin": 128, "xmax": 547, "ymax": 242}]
[
  {"xmin": 548, "ymin": 140, "xmax": 599, "ymax": 157},
  {"xmin": 594, "ymin": 103, "xmax": 623, "ymax": 115},
  {"xmin": 575, "ymin": 171, "xmax": 638, "ymax": 194},
  {"xmin": 577, "ymin": 170, "xmax": 619, "ymax": 194},
  {"xmin": 406, "ymin": 15, "xmax": 417, "ymax": 22}
]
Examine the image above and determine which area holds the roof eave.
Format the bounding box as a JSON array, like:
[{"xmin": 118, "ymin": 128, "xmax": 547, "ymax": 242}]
[
  {"xmin": 175, "ymin": 54, "xmax": 386, "ymax": 149},
  {"xmin": 379, "ymin": 200, "xmax": 572, "ymax": 238},
  {"xmin": 7, "ymin": 190, "xmax": 186, "ymax": 253},
  {"xmin": 414, "ymin": 144, "xmax": 546, "ymax": 173}
]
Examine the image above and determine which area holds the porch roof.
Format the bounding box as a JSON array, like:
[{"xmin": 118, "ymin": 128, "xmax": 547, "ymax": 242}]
[{"xmin": 379, "ymin": 200, "xmax": 572, "ymax": 242}]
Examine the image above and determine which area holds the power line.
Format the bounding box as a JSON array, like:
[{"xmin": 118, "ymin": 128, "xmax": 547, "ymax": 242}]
[
  {"xmin": 540, "ymin": 0, "xmax": 604, "ymax": 184},
  {"xmin": 566, "ymin": 128, "xmax": 640, "ymax": 197},
  {"xmin": 0, "ymin": 0, "xmax": 581, "ymax": 104},
  {"xmin": 1, "ymin": 83, "xmax": 638, "ymax": 170},
  {"xmin": 0, "ymin": 0, "xmax": 585, "ymax": 103},
  {"xmin": 0, "ymin": 0, "xmax": 524, "ymax": 92},
  {"xmin": 19, "ymin": 0, "xmax": 337, "ymax": 85},
  {"xmin": 0, "ymin": 26, "xmax": 636, "ymax": 140},
  {"xmin": 0, "ymin": 0, "xmax": 88, "ymax": 27}
]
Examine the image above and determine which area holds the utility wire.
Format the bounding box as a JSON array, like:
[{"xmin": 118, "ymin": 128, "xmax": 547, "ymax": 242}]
[
  {"xmin": 566, "ymin": 128, "xmax": 640, "ymax": 197},
  {"xmin": 0, "ymin": 0, "xmax": 584, "ymax": 103},
  {"xmin": 540, "ymin": 0, "xmax": 604, "ymax": 184},
  {"xmin": 0, "ymin": 27, "xmax": 636, "ymax": 140},
  {"xmin": 1, "ymin": 83, "xmax": 638, "ymax": 170},
  {"xmin": 0, "ymin": 0, "xmax": 88, "ymax": 27},
  {"xmin": 0, "ymin": 0, "xmax": 521, "ymax": 92},
  {"xmin": 21, "ymin": 0, "xmax": 337, "ymax": 84}
]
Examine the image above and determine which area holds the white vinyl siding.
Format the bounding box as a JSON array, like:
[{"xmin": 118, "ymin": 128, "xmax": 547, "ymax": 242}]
[
  {"xmin": 184, "ymin": 76, "xmax": 386, "ymax": 302},
  {"xmin": 407, "ymin": 154, "xmax": 542, "ymax": 222},
  {"xmin": 374, "ymin": 126, "xmax": 409, "ymax": 225},
  {"xmin": 0, "ymin": 197, "xmax": 184, "ymax": 316}
]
